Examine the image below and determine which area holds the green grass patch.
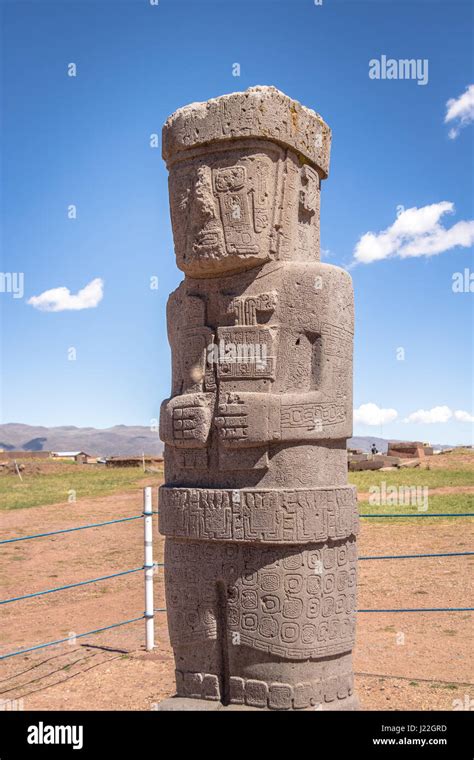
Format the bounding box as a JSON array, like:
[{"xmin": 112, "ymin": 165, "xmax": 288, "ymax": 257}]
[
  {"xmin": 358, "ymin": 493, "xmax": 473, "ymax": 523},
  {"xmin": 0, "ymin": 467, "xmax": 163, "ymax": 511},
  {"xmin": 349, "ymin": 467, "xmax": 473, "ymax": 492}
]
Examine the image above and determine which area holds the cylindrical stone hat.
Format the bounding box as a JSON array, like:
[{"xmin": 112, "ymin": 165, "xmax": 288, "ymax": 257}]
[{"xmin": 162, "ymin": 85, "xmax": 331, "ymax": 178}]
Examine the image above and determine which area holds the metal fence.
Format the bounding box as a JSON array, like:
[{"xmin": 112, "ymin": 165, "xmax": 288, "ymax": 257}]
[
  {"xmin": 0, "ymin": 487, "xmax": 165, "ymax": 661},
  {"xmin": 1, "ymin": 492, "xmax": 472, "ymax": 661}
]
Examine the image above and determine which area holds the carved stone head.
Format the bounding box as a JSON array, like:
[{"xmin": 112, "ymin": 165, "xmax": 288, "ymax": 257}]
[{"xmin": 162, "ymin": 86, "xmax": 331, "ymax": 278}]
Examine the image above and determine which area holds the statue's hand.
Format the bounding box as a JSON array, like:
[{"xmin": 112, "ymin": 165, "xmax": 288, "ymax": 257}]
[
  {"xmin": 214, "ymin": 392, "xmax": 276, "ymax": 447},
  {"xmin": 160, "ymin": 393, "xmax": 213, "ymax": 448}
]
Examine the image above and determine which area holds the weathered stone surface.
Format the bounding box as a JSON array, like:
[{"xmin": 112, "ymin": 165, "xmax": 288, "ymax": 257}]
[
  {"xmin": 158, "ymin": 86, "xmax": 358, "ymax": 710},
  {"xmin": 155, "ymin": 695, "xmax": 359, "ymax": 711},
  {"xmin": 162, "ymin": 85, "xmax": 331, "ymax": 178}
]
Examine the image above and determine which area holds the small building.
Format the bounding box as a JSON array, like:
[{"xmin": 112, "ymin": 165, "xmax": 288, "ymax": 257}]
[{"xmin": 52, "ymin": 451, "xmax": 90, "ymax": 464}]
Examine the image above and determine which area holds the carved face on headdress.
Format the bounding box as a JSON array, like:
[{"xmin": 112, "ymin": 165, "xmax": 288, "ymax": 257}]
[{"xmin": 168, "ymin": 144, "xmax": 283, "ymax": 277}]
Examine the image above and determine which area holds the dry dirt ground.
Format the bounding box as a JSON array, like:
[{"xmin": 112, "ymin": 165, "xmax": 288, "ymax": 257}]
[{"xmin": 1, "ymin": 482, "xmax": 473, "ymax": 712}]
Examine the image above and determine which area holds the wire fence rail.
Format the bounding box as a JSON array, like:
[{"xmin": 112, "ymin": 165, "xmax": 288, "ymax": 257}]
[
  {"xmin": 0, "ymin": 515, "xmax": 144, "ymax": 546},
  {"xmin": 1, "ymin": 490, "xmax": 472, "ymax": 662},
  {"xmin": 359, "ymin": 607, "xmax": 474, "ymax": 613},
  {"xmin": 359, "ymin": 550, "xmax": 473, "ymax": 561},
  {"xmin": 0, "ymin": 617, "xmax": 145, "ymax": 661},
  {"xmin": 1, "ymin": 487, "xmax": 161, "ymax": 662},
  {"xmin": 359, "ymin": 512, "xmax": 474, "ymax": 518}
]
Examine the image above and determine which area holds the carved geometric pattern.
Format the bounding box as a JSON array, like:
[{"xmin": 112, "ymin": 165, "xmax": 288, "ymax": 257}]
[
  {"xmin": 164, "ymin": 539, "xmax": 357, "ymax": 658},
  {"xmin": 175, "ymin": 669, "xmax": 355, "ymax": 709},
  {"xmin": 159, "ymin": 485, "xmax": 359, "ymax": 543}
]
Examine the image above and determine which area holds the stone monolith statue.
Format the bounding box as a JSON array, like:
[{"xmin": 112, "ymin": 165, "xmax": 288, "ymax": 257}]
[{"xmin": 158, "ymin": 86, "xmax": 358, "ymax": 711}]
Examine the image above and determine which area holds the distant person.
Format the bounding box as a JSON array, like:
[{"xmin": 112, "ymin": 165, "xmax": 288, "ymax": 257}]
[{"xmin": 371, "ymin": 444, "xmax": 378, "ymax": 455}]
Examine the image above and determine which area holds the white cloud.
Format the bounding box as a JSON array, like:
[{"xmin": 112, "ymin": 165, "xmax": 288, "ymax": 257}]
[
  {"xmin": 404, "ymin": 406, "xmax": 453, "ymax": 424},
  {"xmin": 454, "ymin": 409, "xmax": 474, "ymax": 423},
  {"xmin": 354, "ymin": 403, "xmax": 398, "ymax": 426},
  {"xmin": 353, "ymin": 202, "xmax": 474, "ymax": 264},
  {"xmin": 355, "ymin": 404, "xmax": 473, "ymax": 427},
  {"xmin": 445, "ymin": 84, "xmax": 474, "ymax": 139},
  {"xmin": 28, "ymin": 278, "xmax": 104, "ymax": 312}
]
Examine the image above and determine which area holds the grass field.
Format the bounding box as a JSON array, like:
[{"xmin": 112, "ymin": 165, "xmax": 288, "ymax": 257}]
[
  {"xmin": 0, "ymin": 451, "xmax": 471, "ymax": 513},
  {"xmin": 0, "ymin": 461, "xmax": 162, "ymax": 511},
  {"xmin": 349, "ymin": 463, "xmax": 473, "ymax": 492},
  {"xmin": 357, "ymin": 494, "xmax": 473, "ymax": 523},
  {"xmin": 349, "ymin": 452, "xmax": 473, "ymax": 521}
]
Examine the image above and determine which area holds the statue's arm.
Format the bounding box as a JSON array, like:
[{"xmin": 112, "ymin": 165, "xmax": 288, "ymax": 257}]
[
  {"xmin": 160, "ymin": 287, "xmax": 214, "ymax": 448},
  {"xmin": 215, "ymin": 390, "xmax": 351, "ymax": 447}
]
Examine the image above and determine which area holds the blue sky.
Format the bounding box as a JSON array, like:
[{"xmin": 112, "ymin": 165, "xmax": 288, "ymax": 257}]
[{"xmin": 1, "ymin": 0, "xmax": 472, "ymax": 445}]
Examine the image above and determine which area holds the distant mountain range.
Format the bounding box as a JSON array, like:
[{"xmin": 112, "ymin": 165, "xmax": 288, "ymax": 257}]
[
  {"xmin": 0, "ymin": 424, "xmax": 456, "ymax": 458},
  {"xmin": 0, "ymin": 423, "xmax": 163, "ymax": 457}
]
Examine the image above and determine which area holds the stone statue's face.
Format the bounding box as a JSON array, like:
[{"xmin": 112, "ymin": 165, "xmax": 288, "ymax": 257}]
[{"xmin": 168, "ymin": 146, "xmax": 281, "ymax": 277}]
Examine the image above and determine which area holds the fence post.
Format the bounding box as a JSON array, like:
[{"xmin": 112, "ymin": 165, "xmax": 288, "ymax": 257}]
[{"xmin": 143, "ymin": 486, "xmax": 154, "ymax": 651}]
